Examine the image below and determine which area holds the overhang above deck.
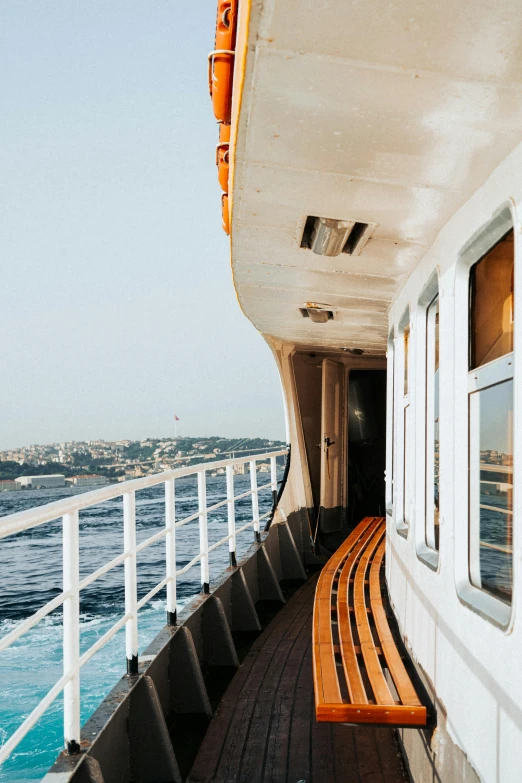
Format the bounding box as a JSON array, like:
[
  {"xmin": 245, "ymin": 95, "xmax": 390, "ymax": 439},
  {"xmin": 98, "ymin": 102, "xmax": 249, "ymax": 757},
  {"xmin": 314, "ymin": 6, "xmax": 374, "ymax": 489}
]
[{"xmin": 230, "ymin": 0, "xmax": 522, "ymax": 353}]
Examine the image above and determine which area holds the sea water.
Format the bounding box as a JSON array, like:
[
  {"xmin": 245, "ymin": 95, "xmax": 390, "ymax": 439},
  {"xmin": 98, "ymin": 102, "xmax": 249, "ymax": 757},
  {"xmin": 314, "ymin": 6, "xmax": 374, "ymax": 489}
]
[{"xmin": 0, "ymin": 471, "xmax": 277, "ymax": 782}]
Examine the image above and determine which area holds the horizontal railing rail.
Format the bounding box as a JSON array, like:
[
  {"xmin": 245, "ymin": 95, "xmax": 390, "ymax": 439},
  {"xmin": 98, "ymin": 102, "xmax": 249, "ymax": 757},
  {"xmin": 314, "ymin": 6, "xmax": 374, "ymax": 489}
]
[{"xmin": 0, "ymin": 448, "xmax": 288, "ymax": 766}]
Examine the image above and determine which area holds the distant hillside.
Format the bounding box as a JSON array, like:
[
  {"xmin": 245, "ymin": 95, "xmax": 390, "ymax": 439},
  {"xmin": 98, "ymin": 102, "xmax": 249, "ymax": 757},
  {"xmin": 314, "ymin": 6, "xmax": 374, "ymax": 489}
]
[{"xmin": 0, "ymin": 436, "xmax": 285, "ymax": 481}]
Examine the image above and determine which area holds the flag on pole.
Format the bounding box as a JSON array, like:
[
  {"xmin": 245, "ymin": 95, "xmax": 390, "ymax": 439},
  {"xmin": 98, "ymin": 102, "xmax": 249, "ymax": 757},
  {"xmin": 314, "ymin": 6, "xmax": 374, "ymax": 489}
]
[{"xmin": 174, "ymin": 415, "xmax": 180, "ymax": 421}]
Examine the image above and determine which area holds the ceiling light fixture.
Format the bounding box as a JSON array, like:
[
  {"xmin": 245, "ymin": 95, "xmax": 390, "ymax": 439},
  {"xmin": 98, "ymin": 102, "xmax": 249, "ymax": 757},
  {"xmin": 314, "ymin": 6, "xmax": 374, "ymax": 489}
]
[
  {"xmin": 310, "ymin": 217, "xmax": 354, "ymax": 256},
  {"xmin": 300, "ymin": 303, "xmax": 334, "ymax": 323}
]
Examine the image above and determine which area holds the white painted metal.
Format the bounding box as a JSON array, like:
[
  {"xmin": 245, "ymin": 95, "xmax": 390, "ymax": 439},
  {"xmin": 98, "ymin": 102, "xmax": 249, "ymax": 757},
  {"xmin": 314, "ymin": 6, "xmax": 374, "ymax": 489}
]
[
  {"xmin": 0, "ymin": 450, "xmax": 288, "ymax": 537},
  {"xmin": 385, "ymin": 330, "xmax": 395, "ymax": 517},
  {"xmin": 198, "ymin": 470, "xmax": 209, "ymax": 588},
  {"xmin": 270, "ymin": 456, "xmax": 277, "ymax": 499},
  {"xmin": 394, "ymin": 313, "xmax": 410, "ymax": 533},
  {"xmin": 226, "ymin": 464, "xmax": 236, "ymax": 558},
  {"xmin": 0, "ymin": 448, "xmax": 288, "ymax": 765},
  {"xmin": 62, "ymin": 511, "xmax": 80, "ymax": 750},
  {"xmin": 384, "ymin": 149, "xmax": 522, "ymax": 781},
  {"xmin": 319, "ymin": 358, "xmax": 344, "ymax": 523},
  {"xmin": 250, "ymin": 460, "xmax": 259, "ymax": 536},
  {"xmin": 425, "ymin": 296, "xmax": 439, "ymax": 551},
  {"xmin": 227, "ymin": 4, "xmax": 522, "ymax": 779},
  {"xmin": 123, "ymin": 492, "xmax": 139, "ymax": 666},
  {"xmin": 231, "ymin": 0, "xmax": 522, "ymax": 354},
  {"xmin": 165, "ymin": 478, "xmax": 176, "ymax": 618}
]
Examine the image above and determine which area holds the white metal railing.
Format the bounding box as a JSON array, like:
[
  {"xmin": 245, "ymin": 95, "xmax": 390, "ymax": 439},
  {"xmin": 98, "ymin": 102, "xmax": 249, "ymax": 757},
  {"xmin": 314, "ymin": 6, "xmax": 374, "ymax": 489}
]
[{"xmin": 0, "ymin": 448, "xmax": 287, "ymax": 765}]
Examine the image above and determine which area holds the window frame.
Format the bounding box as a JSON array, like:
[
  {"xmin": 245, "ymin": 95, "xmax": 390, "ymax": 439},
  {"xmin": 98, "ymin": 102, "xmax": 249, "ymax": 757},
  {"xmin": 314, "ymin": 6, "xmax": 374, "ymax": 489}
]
[
  {"xmin": 454, "ymin": 203, "xmax": 518, "ymax": 629},
  {"xmin": 385, "ymin": 328, "xmax": 395, "ymax": 517},
  {"xmin": 394, "ymin": 308, "xmax": 411, "ymax": 536},
  {"xmin": 415, "ymin": 272, "xmax": 441, "ymax": 571}
]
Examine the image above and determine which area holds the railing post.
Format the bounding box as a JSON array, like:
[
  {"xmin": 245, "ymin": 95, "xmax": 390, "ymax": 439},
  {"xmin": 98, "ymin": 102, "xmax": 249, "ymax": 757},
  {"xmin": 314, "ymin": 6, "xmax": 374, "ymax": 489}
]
[
  {"xmin": 63, "ymin": 510, "xmax": 80, "ymax": 754},
  {"xmin": 165, "ymin": 478, "xmax": 177, "ymax": 625},
  {"xmin": 250, "ymin": 460, "xmax": 260, "ymax": 542},
  {"xmin": 198, "ymin": 470, "xmax": 210, "ymax": 593},
  {"xmin": 123, "ymin": 491, "xmax": 139, "ymax": 675},
  {"xmin": 270, "ymin": 456, "xmax": 278, "ymax": 508},
  {"xmin": 226, "ymin": 464, "xmax": 236, "ymax": 566}
]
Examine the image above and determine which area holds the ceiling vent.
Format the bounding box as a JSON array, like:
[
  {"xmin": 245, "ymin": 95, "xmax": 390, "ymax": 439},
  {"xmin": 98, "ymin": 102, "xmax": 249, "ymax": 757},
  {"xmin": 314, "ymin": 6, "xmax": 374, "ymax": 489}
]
[
  {"xmin": 300, "ymin": 304, "xmax": 334, "ymax": 323},
  {"xmin": 300, "ymin": 216, "xmax": 375, "ymax": 257}
]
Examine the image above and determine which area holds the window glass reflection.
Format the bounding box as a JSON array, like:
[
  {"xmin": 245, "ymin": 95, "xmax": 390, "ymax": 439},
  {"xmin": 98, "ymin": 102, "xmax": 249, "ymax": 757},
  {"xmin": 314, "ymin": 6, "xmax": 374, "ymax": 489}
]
[{"xmin": 470, "ymin": 380, "xmax": 513, "ymax": 603}]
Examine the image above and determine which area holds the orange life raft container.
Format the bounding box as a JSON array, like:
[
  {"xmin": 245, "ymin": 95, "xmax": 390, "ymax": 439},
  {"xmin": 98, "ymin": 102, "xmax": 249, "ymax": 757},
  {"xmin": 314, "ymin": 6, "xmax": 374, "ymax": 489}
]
[
  {"xmin": 208, "ymin": 1, "xmax": 238, "ymax": 124},
  {"xmin": 222, "ymin": 193, "xmax": 230, "ymax": 235},
  {"xmin": 216, "ymin": 123, "xmax": 230, "ymax": 192}
]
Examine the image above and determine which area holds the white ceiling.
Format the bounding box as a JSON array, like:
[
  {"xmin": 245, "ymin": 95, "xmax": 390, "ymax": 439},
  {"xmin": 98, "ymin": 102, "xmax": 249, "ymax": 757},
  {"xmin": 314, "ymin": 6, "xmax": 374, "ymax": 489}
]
[{"xmin": 231, "ymin": 0, "xmax": 522, "ymax": 353}]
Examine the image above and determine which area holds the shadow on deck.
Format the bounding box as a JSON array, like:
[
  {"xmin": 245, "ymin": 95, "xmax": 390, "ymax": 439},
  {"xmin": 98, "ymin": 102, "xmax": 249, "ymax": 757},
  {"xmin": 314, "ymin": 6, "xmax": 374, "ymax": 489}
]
[{"xmin": 188, "ymin": 574, "xmax": 409, "ymax": 783}]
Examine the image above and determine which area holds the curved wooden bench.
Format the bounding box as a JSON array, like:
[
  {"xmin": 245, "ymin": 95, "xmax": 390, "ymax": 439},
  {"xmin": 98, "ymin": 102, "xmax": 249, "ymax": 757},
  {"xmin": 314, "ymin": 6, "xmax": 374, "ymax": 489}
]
[{"xmin": 313, "ymin": 517, "xmax": 427, "ymax": 726}]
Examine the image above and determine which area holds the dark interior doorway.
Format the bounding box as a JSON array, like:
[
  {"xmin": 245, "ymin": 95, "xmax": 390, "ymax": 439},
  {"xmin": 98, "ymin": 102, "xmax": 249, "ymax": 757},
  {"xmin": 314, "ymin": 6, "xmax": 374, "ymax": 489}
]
[{"xmin": 346, "ymin": 369, "xmax": 387, "ymax": 527}]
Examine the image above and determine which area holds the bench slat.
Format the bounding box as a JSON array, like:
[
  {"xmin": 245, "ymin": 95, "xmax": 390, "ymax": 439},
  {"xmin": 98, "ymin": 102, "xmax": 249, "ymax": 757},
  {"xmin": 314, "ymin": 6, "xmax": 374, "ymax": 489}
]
[
  {"xmin": 316, "ymin": 702, "xmax": 427, "ymax": 725},
  {"xmin": 353, "ymin": 525, "xmax": 396, "ymax": 706},
  {"xmin": 337, "ymin": 517, "xmax": 382, "ymax": 705},
  {"xmin": 313, "ymin": 516, "xmax": 427, "ymax": 727},
  {"xmin": 313, "ymin": 516, "xmax": 376, "ymax": 706},
  {"xmin": 369, "ymin": 540, "xmax": 423, "ymax": 707}
]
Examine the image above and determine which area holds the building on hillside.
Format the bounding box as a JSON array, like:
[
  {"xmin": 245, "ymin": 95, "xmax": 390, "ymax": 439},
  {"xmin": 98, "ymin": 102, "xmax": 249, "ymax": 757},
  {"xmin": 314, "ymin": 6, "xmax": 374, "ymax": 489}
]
[
  {"xmin": 0, "ymin": 480, "xmax": 21, "ymax": 492},
  {"xmin": 66, "ymin": 474, "xmax": 109, "ymax": 487},
  {"xmin": 15, "ymin": 474, "xmax": 65, "ymax": 489}
]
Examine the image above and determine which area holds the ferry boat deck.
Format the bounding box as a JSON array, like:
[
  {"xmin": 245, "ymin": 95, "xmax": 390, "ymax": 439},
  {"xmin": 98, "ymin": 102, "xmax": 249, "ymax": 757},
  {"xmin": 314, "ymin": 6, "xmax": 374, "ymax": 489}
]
[{"xmin": 188, "ymin": 574, "xmax": 407, "ymax": 783}]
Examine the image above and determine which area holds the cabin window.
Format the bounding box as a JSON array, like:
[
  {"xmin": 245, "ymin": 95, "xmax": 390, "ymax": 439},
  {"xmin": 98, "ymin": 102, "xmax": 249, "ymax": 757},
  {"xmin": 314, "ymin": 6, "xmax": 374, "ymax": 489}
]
[
  {"xmin": 468, "ymin": 229, "xmax": 514, "ymax": 605},
  {"xmin": 425, "ymin": 294, "xmax": 440, "ymax": 550}
]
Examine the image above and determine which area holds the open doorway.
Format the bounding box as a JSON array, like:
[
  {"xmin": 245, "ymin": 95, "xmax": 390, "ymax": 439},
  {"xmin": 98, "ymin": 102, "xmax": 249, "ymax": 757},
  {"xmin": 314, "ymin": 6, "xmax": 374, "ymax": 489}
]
[
  {"xmin": 292, "ymin": 352, "xmax": 386, "ymax": 552},
  {"xmin": 346, "ymin": 369, "xmax": 386, "ymax": 526}
]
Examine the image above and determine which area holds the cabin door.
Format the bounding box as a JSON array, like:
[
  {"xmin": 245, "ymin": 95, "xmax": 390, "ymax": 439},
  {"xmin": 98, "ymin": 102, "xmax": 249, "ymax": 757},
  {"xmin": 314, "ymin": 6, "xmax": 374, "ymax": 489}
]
[{"xmin": 319, "ymin": 358, "xmax": 345, "ymax": 532}]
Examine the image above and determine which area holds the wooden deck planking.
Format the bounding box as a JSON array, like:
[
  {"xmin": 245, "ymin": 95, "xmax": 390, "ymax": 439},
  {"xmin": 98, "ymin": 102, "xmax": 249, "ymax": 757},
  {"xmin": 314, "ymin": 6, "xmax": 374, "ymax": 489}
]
[
  {"xmin": 218, "ymin": 581, "xmax": 314, "ymax": 783},
  {"xmin": 188, "ymin": 579, "xmax": 315, "ymax": 783},
  {"xmin": 188, "ymin": 575, "xmax": 408, "ymax": 783}
]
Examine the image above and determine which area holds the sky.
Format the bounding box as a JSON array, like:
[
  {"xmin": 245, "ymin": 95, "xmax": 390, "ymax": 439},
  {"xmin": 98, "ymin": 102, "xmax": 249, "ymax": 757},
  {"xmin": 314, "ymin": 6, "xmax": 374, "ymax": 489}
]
[{"xmin": 0, "ymin": 1, "xmax": 285, "ymax": 450}]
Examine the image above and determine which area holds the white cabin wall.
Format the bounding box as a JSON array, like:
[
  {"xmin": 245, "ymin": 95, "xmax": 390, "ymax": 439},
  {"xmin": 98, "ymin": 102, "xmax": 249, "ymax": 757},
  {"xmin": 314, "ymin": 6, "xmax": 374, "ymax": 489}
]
[
  {"xmin": 266, "ymin": 340, "xmax": 315, "ymax": 527},
  {"xmin": 387, "ymin": 140, "xmax": 522, "ymax": 783}
]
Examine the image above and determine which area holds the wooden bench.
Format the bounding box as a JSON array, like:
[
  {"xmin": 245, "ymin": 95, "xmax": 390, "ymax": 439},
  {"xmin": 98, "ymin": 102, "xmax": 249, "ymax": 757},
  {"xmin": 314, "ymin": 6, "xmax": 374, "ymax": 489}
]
[{"xmin": 313, "ymin": 517, "xmax": 427, "ymax": 726}]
